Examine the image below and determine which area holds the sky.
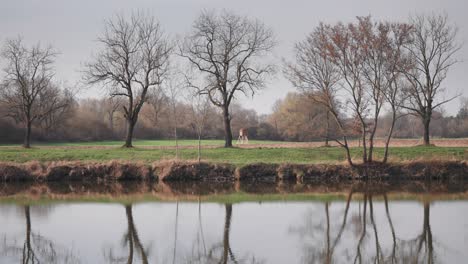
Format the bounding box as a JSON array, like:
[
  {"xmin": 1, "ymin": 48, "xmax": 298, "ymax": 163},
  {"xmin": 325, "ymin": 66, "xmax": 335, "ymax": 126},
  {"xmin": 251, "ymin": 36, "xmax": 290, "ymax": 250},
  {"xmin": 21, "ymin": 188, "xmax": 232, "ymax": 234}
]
[{"xmin": 0, "ymin": 0, "xmax": 466, "ymax": 115}]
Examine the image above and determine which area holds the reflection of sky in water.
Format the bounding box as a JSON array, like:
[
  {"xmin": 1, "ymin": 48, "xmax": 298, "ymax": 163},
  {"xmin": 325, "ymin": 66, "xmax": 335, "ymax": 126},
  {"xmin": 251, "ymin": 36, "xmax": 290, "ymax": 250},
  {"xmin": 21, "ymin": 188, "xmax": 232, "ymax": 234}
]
[{"xmin": 0, "ymin": 200, "xmax": 467, "ymax": 263}]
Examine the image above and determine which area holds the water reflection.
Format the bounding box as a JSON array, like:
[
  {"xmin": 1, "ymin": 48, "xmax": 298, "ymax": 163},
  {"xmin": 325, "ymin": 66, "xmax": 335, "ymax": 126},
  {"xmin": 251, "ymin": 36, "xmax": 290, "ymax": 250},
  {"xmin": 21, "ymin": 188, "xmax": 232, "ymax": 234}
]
[
  {"xmin": 289, "ymin": 193, "xmax": 438, "ymax": 264},
  {"xmin": 0, "ymin": 184, "xmax": 467, "ymax": 263},
  {"xmin": 0, "ymin": 205, "xmax": 79, "ymax": 263},
  {"xmin": 182, "ymin": 203, "xmax": 263, "ymax": 264},
  {"xmin": 1, "ymin": 180, "xmax": 468, "ymax": 198},
  {"xmin": 103, "ymin": 205, "xmax": 150, "ymax": 264}
]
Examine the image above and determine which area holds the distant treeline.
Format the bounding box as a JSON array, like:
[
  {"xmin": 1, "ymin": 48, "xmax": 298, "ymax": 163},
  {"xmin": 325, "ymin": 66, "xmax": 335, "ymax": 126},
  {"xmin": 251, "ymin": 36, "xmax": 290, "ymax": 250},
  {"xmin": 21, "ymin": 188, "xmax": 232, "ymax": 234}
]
[{"xmin": 1, "ymin": 92, "xmax": 467, "ymax": 144}]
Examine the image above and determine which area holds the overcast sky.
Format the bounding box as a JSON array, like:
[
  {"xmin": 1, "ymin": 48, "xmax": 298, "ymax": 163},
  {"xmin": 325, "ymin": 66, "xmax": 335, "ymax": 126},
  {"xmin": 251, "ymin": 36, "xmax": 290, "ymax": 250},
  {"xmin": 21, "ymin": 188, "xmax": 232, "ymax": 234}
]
[{"xmin": 0, "ymin": 0, "xmax": 466, "ymax": 115}]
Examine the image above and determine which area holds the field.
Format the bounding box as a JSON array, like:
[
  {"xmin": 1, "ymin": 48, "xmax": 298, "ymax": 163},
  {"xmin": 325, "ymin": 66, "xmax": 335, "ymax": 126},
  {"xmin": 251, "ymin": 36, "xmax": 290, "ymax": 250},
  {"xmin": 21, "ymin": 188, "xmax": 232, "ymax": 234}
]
[{"xmin": 0, "ymin": 139, "xmax": 467, "ymax": 165}]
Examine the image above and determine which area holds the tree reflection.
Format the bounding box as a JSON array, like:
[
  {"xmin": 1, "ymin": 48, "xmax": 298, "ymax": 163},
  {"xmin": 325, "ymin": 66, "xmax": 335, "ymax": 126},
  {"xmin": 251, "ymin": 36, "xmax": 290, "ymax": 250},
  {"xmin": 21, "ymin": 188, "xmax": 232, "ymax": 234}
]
[
  {"xmin": 203, "ymin": 204, "xmax": 237, "ymax": 264},
  {"xmin": 185, "ymin": 203, "xmax": 264, "ymax": 264},
  {"xmin": 0, "ymin": 205, "xmax": 79, "ymax": 263},
  {"xmin": 289, "ymin": 191, "xmax": 354, "ymax": 263},
  {"xmin": 173, "ymin": 201, "xmax": 179, "ymax": 264},
  {"xmin": 397, "ymin": 201, "xmax": 434, "ymax": 263},
  {"xmin": 290, "ymin": 191, "xmax": 436, "ymax": 264},
  {"xmin": 23, "ymin": 205, "xmax": 38, "ymax": 263},
  {"xmin": 103, "ymin": 204, "xmax": 150, "ymax": 264},
  {"xmin": 383, "ymin": 194, "xmax": 397, "ymax": 263},
  {"xmin": 353, "ymin": 194, "xmax": 368, "ymax": 264}
]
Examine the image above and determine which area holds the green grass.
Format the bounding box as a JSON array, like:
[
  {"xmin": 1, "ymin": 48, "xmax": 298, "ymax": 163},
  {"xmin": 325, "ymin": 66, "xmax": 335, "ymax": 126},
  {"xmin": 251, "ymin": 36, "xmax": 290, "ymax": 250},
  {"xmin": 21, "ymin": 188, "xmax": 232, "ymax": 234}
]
[
  {"xmin": 2, "ymin": 190, "xmax": 468, "ymax": 205},
  {"xmin": 0, "ymin": 144, "xmax": 465, "ymax": 165},
  {"xmin": 0, "ymin": 192, "xmax": 348, "ymax": 205},
  {"xmin": 0, "ymin": 139, "xmax": 285, "ymax": 147}
]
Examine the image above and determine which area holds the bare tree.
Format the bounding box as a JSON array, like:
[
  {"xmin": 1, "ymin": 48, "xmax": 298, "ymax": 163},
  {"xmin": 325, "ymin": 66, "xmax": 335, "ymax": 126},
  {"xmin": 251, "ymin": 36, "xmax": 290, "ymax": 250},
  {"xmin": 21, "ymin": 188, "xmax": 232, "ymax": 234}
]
[
  {"xmin": 84, "ymin": 12, "xmax": 172, "ymax": 147},
  {"xmin": 102, "ymin": 96, "xmax": 123, "ymax": 137},
  {"xmin": 181, "ymin": 10, "xmax": 276, "ymax": 147},
  {"xmin": 189, "ymin": 93, "xmax": 211, "ymax": 163},
  {"xmin": 402, "ymin": 13, "xmax": 461, "ymax": 146},
  {"xmin": 39, "ymin": 85, "xmax": 75, "ymax": 138},
  {"xmin": 145, "ymin": 84, "xmax": 168, "ymax": 128},
  {"xmin": 287, "ymin": 17, "xmax": 415, "ymax": 164},
  {"xmin": 166, "ymin": 76, "xmax": 183, "ymax": 159},
  {"xmin": 355, "ymin": 17, "xmax": 413, "ymax": 163},
  {"xmin": 0, "ymin": 38, "xmax": 71, "ymax": 148},
  {"xmin": 313, "ymin": 21, "xmax": 372, "ymax": 164},
  {"xmin": 356, "ymin": 17, "xmax": 390, "ymax": 163},
  {"xmin": 284, "ymin": 24, "xmax": 353, "ymax": 166},
  {"xmin": 381, "ymin": 24, "xmax": 413, "ymax": 163}
]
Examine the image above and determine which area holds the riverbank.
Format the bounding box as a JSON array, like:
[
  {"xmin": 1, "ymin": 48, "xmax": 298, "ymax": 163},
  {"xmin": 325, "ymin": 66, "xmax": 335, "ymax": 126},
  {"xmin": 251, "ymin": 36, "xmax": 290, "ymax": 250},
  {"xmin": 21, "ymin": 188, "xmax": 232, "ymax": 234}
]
[
  {"xmin": 0, "ymin": 145, "xmax": 466, "ymax": 164},
  {"xmin": 0, "ymin": 159, "xmax": 466, "ymax": 183}
]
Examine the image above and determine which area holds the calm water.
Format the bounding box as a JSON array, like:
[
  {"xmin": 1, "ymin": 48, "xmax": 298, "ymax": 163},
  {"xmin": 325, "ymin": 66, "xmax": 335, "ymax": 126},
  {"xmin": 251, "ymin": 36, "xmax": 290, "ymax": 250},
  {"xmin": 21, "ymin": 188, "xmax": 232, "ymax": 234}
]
[{"xmin": 0, "ymin": 196, "xmax": 467, "ymax": 263}]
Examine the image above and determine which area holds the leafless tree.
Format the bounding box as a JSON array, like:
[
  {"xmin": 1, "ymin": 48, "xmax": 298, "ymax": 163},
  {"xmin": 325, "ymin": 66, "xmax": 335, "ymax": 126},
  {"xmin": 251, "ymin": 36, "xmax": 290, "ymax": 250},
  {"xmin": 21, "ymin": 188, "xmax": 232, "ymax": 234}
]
[
  {"xmin": 84, "ymin": 12, "xmax": 172, "ymax": 147},
  {"xmin": 39, "ymin": 85, "xmax": 75, "ymax": 138},
  {"xmin": 165, "ymin": 75, "xmax": 183, "ymax": 159},
  {"xmin": 145, "ymin": 84, "xmax": 168, "ymax": 128},
  {"xmin": 0, "ymin": 38, "xmax": 69, "ymax": 148},
  {"xmin": 181, "ymin": 10, "xmax": 276, "ymax": 147},
  {"xmin": 355, "ymin": 17, "xmax": 413, "ymax": 163},
  {"xmin": 189, "ymin": 93, "xmax": 211, "ymax": 163},
  {"xmin": 287, "ymin": 17, "xmax": 416, "ymax": 164},
  {"xmin": 285, "ymin": 24, "xmax": 353, "ymax": 166},
  {"xmin": 356, "ymin": 17, "xmax": 391, "ymax": 163},
  {"xmin": 402, "ymin": 13, "xmax": 461, "ymax": 146},
  {"xmin": 381, "ymin": 24, "xmax": 413, "ymax": 163},
  {"xmin": 327, "ymin": 21, "xmax": 371, "ymax": 163},
  {"xmin": 102, "ymin": 96, "xmax": 123, "ymax": 137}
]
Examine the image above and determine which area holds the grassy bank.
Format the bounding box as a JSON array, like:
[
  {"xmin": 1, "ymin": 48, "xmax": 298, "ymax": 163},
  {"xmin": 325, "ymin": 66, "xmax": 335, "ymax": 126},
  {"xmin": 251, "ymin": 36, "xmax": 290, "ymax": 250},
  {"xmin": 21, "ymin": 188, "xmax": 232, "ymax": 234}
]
[
  {"xmin": 0, "ymin": 139, "xmax": 283, "ymax": 147},
  {"xmin": 0, "ymin": 145, "xmax": 466, "ymax": 164}
]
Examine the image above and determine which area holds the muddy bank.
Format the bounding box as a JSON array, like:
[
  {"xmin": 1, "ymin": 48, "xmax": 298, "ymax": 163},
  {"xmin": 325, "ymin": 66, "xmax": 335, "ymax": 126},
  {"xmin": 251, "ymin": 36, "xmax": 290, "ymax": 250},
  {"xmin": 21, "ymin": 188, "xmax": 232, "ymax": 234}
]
[
  {"xmin": 0, "ymin": 161, "xmax": 155, "ymax": 182},
  {"xmin": 0, "ymin": 160, "xmax": 466, "ymax": 183}
]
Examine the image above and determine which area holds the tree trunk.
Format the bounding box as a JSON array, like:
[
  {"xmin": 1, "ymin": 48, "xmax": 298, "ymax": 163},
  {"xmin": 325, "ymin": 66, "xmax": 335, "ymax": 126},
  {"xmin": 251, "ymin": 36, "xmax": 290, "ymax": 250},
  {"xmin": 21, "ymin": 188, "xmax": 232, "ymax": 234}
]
[
  {"xmin": 174, "ymin": 125, "xmax": 179, "ymax": 159},
  {"xmin": 172, "ymin": 103, "xmax": 179, "ymax": 159},
  {"xmin": 24, "ymin": 120, "xmax": 32, "ymax": 148},
  {"xmin": 344, "ymin": 144, "xmax": 353, "ymax": 167},
  {"xmin": 368, "ymin": 139, "xmax": 374, "ymax": 163},
  {"xmin": 325, "ymin": 111, "xmax": 330, "ymax": 147},
  {"xmin": 423, "ymin": 117, "xmax": 431, "ymax": 146},
  {"xmin": 123, "ymin": 119, "xmax": 135, "ymax": 148},
  {"xmin": 383, "ymin": 110, "xmax": 397, "ymax": 163},
  {"xmin": 109, "ymin": 113, "xmax": 114, "ymax": 138},
  {"xmin": 361, "ymin": 130, "xmax": 367, "ymax": 164},
  {"xmin": 368, "ymin": 117, "xmax": 379, "ymax": 163},
  {"xmin": 222, "ymin": 106, "xmax": 233, "ymax": 148},
  {"xmin": 329, "ymin": 111, "xmax": 353, "ymax": 166},
  {"xmin": 342, "ymin": 134, "xmax": 353, "ymax": 166},
  {"xmin": 197, "ymin": 134, "xmax": 201, "ymax": 163},
  {"xmin": 359, "ymin": 116, "xmax": 369, "ymax": 164}
]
